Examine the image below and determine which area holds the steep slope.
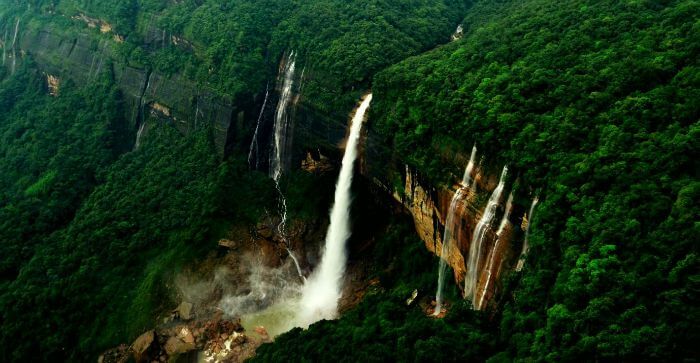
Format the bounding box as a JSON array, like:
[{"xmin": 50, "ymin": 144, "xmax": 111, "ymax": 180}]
[
  {"xmin": 0, "ymin": 1, "xmax": 472, "ymax": 361},
  {"xmin": 258, "ymin": 0, "xmax": 700, "ymax": 360}
]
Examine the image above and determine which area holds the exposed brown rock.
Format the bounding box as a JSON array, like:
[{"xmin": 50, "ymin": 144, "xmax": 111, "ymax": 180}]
[
  {"xmin": 150, "ymin": 102, "xmax": 171, "ymax": 117},
  {"xmin": 218, "ymin": 239, "xmax": 236, "ymax": 248},
  {"xmin": 301, "ymin": 151, "xmax": 333, "ymax": 173},
  {"xmin": 46, "ymin": 74, "xmax": 60, "ymax": 96},
  {"xmin": 177, "ymin": 302, "xmax": 194, "ymax": 320},
  {"xmin": 164, "ymin": 336, "xmax": 195, "ymax": 356},
  {"xmin": 387, "ymin": 165, "xmax": 520, "ymax": 310},
  {"xmin": 131, "ymin": 330, "xmax": 155, "ymax": 362}
]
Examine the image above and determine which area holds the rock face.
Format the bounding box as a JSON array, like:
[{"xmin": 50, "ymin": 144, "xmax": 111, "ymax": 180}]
[
  {"xmin": 2, "ymin": 18, "xmax": 239, "ymax": 155},
  {"xmin": 379, "ymin": 164, "xmax": 524, "ymax": 310}
]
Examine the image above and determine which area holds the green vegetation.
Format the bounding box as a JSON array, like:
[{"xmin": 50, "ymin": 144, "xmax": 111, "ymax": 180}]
[
  {"xmin": 254, "ymin": 221, "xmax": 495, "ymax": 363},
  {"xmin": 367, "ymin": 0, "xmax": 699, "ymax": 360},
  {"xmin": 253, "ymin": 0, "xmax": 700, "ymax": 361},
  {"xmin": 0, "ymin": 62, "xmax": 127, "ymax": 281},
  {"xmin": 0, "ymin": 0, "xmax": 697, "ymax": 362},
  {"xmin": 2, "ymin": 0, "xmax": 468, "ymax": 111},
  {"xmin": 0, "ymin": 64, "xmax": 274, "ymax": 360}
]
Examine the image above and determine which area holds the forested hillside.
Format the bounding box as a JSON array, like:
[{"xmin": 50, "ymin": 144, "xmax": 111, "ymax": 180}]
[
  {"xmin": 0, "ymin": 0, "xmax": 470, "ymax": 361},
  {"xmin": 257, "ymin": 0, "xmax": 700, "ymax": 361},
  {"xmin": 0, "ymin": 0, "xmax": 697, "ymax": 362}
]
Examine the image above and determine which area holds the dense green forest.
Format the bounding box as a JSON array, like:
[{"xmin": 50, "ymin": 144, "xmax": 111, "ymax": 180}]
[
  {"xmin": 0, "ymin": 63, "xmax": 272, "ymax": 360},
  {"xmin": 0, "ymin": 0, "xmax": 698, "ymax": 362},
  {"xmin": 1, "ymin": 0, "xmax": 468, "ymax": 110},
  {"xmin": 257, "ymin": 0, "xmax": 699, "ymax": 361}
]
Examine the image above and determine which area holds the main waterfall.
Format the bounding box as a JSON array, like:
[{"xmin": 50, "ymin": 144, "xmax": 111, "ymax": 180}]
[
  {"xmin": 464, "ymin": 166, "xmax": 508, "ymax": 302},
  {"xmin": 296, "ymin": 94, "xmax": 372, "ymax": 327},
  {"xmin": 434, "ymin": 145, "xmax": 477, "ymax": 316}
]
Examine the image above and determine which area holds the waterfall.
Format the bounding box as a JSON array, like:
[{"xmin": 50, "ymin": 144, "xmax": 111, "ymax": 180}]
[
  {"xmin": 10, "ymin": 18, "xmax": 19, "ymax": 74},
  {"xmin": 135, "ymin": 121, "xmax": 146, "ymax": 149},
  {"xmin": 476, "ymin": 192, "xmax": 513, "ymax": 310},
  {"xmin": 297, "ymin": 94, "xmax": 372, "ymax": 327},
  {"xmin": 451, "ymin": 24, "xmax": 463, "ymax": 41},
  {"xmin": 286, "ymin": 248, "xmax": 306, "ymax": 282},
  {"xmin": 434, "ymin": 188, "xmax": 464, "ymax": 316},
  {"xmin": 274, "ymin": 181, "xmax": 289, "ymax": 242},
  {"xmin": 2, "ymin": 28, "xmax": 7, "ymax": 66},
  {"xmin": 462, "ymin": 145, "xmax": 478, "ymax": 188},
  {"xmin": 464, "ymin": 165, "xmax": 508, "ymax": 303},
  {"xmin": 434, "ymin": 145, "xmax": 477, "ymax": 316},
  {"xmin": 270, "ymin": 52, "xmax": 297, "ymax": 182},
  {"xmin": 134, "ymin": 72, "xmax": 152, "ymax": 150},
  {"xmin": 248, "ymin": 83, "xmax": 270, "ymax": 169},
  {"xmin": 516, "ymin": 197, "xmax": 539, "ymax": 271},
  {"xmin": 496, "ymin": 192, "xmax": 514, "ymax": 236},
  {"xmin": 267, "ymin": 52, "xmax": 299, "ymax": 274}
]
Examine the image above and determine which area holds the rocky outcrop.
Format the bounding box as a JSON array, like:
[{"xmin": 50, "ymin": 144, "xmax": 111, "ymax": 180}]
[
  {"xmin": 301, "ymin": 151, "xmax": 334, "ymax": 173},
  {"xmin": 376, "ymin": 164, "xmax": 525, "ymax": 310},
  {"xmin": 131, "ymin": 330, "xmax": 155, "ymax": 362},
  {"xmin": 46, "ymin": 73, "xmax": 59, "ymax": 96},
  {"xmin": 101, "ymin": 312, "xmax": 259, "ymax": 363}
]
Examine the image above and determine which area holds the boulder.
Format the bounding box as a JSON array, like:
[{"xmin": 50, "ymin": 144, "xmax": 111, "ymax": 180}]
[
  {"xmin": 178, "ymin": 327, "xmax": 195, "ymax": 345},
  {"xmin": 131, "ymin": 330, "xmax": 154, "ymax": 362},
  {"xmin": 164, "ymin": 336, "xmax": 195, "ymax": 356},
  {"xmin": 218, "ymin": 239, "xmax": 236, "ymax": 248},
  {"xmin": 178, "ymin": 302, "xmax": 194, "ymax": 320}
]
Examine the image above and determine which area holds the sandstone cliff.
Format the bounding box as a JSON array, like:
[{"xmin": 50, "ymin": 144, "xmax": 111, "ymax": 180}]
[{"xmin": 373, "ymin": 162, "xmax": 526, "ymax": 310}]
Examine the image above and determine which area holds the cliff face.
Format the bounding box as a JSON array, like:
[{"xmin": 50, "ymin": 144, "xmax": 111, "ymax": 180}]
[
  {"xmin": 373, "ymin": 163, "xmax": 524, "ymax": 310},
  {"xmin": 2, "ymin": 19, "xmax": 243, "ymax": 154}
]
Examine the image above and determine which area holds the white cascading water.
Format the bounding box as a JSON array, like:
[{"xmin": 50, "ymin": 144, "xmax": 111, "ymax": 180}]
[
  {"xmin": 451, "ymin": 24, "xmax": 464, "ymax": 41},
  {"xmin": 516, "ymin": 197, "xmax": 539, "ymax": 271},
  {"xmin": 286, "ymin": 247, "xmax": 305, "ymax": 282},
  {"xmin": 135, "ymin": 121, "xmax": 146, "ymax": 149},
  {"xmin": 2, "ymin": 28, "xmax": 7, "ymax": 66},
  {"xmin": 434, "ymin": 145, "xmax": 477, "ymax": 315},
  {"xmin": 134, "ymin": 74, "xmax": 152, "ymax": 149},
  {"xmin": 267, "ymin": 52, "xmax": 300, "ymax": 274},
  {"xmin": 248, "ymin": 83, "xmax": 270, "ymax": 169},
  {"xmin": 296, "ymin": 94, "xmax": 372, "ymax": 327},
  {"xmin": 464, "ymin": 165, "xmax": 508, "ymax": 302},
  {"xmin": 10, "ymin": 18, "xmax": 19, "ymax": 74},
  {"xmin": 496, "ymin": 193, "xmax": 514, "ymax": 236},
  {"xmin": 476, "ymin": 192, "xmax": 513, "ymax": 310},
  {"xmin": 270, "ymin": 51, "xmax": 297, "ymax": 182},
  {"xmin": 462, "ymin": 145, "xmax": 478, "ymax": 188}
]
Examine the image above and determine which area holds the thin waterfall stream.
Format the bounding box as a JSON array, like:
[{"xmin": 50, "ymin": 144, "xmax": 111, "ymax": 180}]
[
  {"xmin": 434, "ymin": 145, "xmax": 477, "ymax": 316},
  {"xmin": 476, "ymin": 192, "xmax": 513, "ymax": 310},
  {"xmin": 464, "ymin": 165, "xmax": 508, "ymax": 302}
]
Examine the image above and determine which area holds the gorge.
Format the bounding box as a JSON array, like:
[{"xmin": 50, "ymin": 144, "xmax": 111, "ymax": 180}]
[{"xmin": 0, "ymin": 0, "xmax": 697, "ymax": 362}]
